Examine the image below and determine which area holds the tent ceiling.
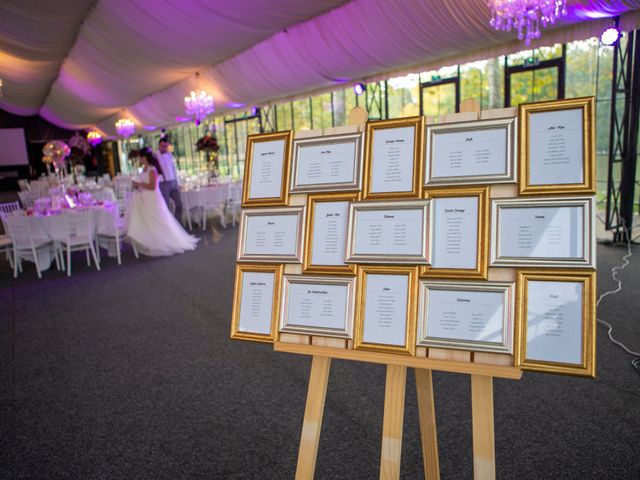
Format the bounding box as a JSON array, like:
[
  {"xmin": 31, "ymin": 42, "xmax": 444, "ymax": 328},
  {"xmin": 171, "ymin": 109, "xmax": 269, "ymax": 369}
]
[{"xmin": 1, "ymin": 0, "xmax": 639, "ymax": 136}]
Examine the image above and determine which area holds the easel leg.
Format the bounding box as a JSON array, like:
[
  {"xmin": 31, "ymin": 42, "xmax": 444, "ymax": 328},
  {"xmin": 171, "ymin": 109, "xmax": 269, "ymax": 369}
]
[
  {"xmin": 471, "ymin": 375, "xmax": 495, "ymax": 480},
  {"xmin": 295, "ymin": 355, "xmax": 331, "ymax": 480},
  {"xmin": 380, "ymin": 364, "xmax": 407, "ymax": 480},
  {"xmin": 415, "ymin": 369, "xmax": 440, "ymax": 480}
]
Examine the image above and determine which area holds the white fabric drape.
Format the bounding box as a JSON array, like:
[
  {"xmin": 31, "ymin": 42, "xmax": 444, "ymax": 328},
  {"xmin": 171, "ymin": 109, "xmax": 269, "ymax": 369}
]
[{"xmin": 0, "ymin": 0, "xmax": 639, "ymax": 134}]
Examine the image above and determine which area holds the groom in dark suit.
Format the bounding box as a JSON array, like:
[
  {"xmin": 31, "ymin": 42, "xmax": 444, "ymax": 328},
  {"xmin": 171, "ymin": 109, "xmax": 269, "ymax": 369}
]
[{"xmin": 156, "ymin": 137, "xmax": 183, "ymax": 222}]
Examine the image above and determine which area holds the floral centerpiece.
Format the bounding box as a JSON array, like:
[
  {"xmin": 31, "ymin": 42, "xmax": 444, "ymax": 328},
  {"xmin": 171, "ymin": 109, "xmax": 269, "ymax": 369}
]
[{"xmin": 195, "ymin": 132, "xmax": 220, "ymax": 176}]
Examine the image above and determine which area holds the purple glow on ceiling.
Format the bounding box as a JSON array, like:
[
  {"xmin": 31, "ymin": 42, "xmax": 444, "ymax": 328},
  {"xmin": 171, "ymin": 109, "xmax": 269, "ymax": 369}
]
[
  {"xmin": 227, "ymin": 102, "xmax": 245, "ymax": 108},
  {"xmin": 175, "ymin": 116, "xmax": 192, "ymax": 122},
  {"xmin": 143, "ymin": 125, "xmax": 157, "ymax": 130}
]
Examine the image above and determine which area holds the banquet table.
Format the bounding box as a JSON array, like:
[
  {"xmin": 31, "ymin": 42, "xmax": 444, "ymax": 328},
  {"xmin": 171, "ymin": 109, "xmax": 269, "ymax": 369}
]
[
  {"xmin": 23, "ymin": 203, "xmax": 119, "ymax": 270},
  {"xmin": 180, "ymin": 183, "xmax": 230, "ymax": 227}
]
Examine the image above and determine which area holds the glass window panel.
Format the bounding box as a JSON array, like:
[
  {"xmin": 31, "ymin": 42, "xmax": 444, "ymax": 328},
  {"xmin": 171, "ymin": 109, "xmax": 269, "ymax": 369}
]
[
  {"xmin": 293, "ymin": 99, "xmax": 312, "ymax": 130},
  {"xmin": 509, "ymin": 67, "xmax": 558, "ymax": 106},
  {"xmin": 276, "ymin": 103, "xmax": 293, "ymax": 131},
  {"xmin": 421, "ymin": 83, "xmax": 456, "ymax": 117},
  {"xmin": 566, "ymin": 38, "xmax": 598, "ymax": 98},
  {"xmin": 387, "ymin": 74, "xmax": 419, "ymax": 118}
]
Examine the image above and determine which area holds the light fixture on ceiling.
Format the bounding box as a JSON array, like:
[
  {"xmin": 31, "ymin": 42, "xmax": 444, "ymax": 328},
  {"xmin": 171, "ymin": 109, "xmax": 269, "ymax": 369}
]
[
  {"xmin": 601, "ymin": 26, "xmax": 622, "ymax": 46},
  {"xmin": 488, "ymin": 0, "xmax": 568, "ymax": 46},
  {"xmin": 87, "ymin": 131, "xmax": 102, "ymax": 147},
  {"xmin": 353, "ymin": 83, "xmax": 365, "ymax": 95},
  {"xmin": 184, "ymin": 73, "xmax": 214, "ymax": 126},
  {"xmin": 115, "ymin": 118, "xmax": 135, "ymax": 138}
]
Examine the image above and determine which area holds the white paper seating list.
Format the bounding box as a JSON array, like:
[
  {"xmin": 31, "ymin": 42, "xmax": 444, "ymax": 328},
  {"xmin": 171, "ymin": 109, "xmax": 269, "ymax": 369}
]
[
  {"xmin": 363, "ymin": 274, "xmax": 408, "ymax": 346},
  {"xmin": 249, "ymin": 139, "xmax": 285, "ymax": 198},
  {"xmin": 426, "ymin": 289, "xmax": 504, "ymax": 344},
  {"xmin": 239, "ymin": 272, "xmax": 275, "ymax": 334},
  {"xmin": 354, "ymin": 208, "xmax": 423, "ymax": 255},
  {"xmin": 432, "ymin": 128, "xmax": 507, "ymax": 178},
  {"xmin": 526, "ymin": 281, "xmax": 583, "ymax": 365},
  {"xmin": 245, "ymin": 214, "xmax": 299, "ymax": 255},
  {"xmin": 431, "ymin": 197, "xmax": 478, "ymax": 269},
  {"xmin": 311, "ymin": 201, "xmax": 349, "ymax": 266},
  {"xmin": 499, "ymin": 206, "xmax": 583, "ymax": 259},
  {"xmin": 297, "ymin": 142, "xmax": 356, "ymax": 186},
  {"xmin": 371, "ymin": 126, "xmax": 415, "ymax": 193},
  {"xmin": 529, "ymin": 108, "xmax": 583, "ymax": 185},
  {"xmin": 287, "ymin": 283, "xmax": 348, "ymax": 331}
]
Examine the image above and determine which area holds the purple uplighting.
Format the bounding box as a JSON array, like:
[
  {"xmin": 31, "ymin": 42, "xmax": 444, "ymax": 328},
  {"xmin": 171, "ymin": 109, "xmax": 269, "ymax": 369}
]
[
  {"xmin": 175, "ymin": 116, "xmax": 192, "ymax": 122},
  {"xmin": 227, "ymin": 102, "xmax": 245, "ymax": 108},
  {"xmin": 143, "ymin": 126, "xmax": 157, "ymax": 130}
]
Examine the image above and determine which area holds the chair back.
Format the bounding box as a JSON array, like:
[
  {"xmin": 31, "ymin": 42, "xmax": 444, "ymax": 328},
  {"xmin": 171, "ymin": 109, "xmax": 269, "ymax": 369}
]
[
  {"xmin": 18, "ymin": 190, "xmax": 41, "ymax": 208},
  {"xmin": 0, "ymin": 201, "xmax": 20, "ymax": 234},
  {"xmin": 18, "ymin": 179, "xmax": 30, "ymax": 191},
  {"xmin": 6, "ymin": 213, "xmax": 35, "ymax": 248},
  {"xmin": 64, "ymin": 210, "xmax": 95, "ymax": 244}
]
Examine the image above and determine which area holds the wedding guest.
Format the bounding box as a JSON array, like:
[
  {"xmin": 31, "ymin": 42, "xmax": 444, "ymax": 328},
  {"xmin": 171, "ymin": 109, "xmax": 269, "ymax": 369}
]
[{"xmin": 156, "ymin": 137, "xmax": 183, "ymax": 221}]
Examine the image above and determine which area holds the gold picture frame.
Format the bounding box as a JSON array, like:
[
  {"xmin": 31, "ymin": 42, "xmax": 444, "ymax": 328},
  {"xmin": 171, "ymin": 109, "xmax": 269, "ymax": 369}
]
[
  {"xmin": 519, "ymin": 97, "xmax": 595, "ymax": 195},
  {"xmin": 514, "ymin": 269, "xmax": 596, "ymax": 377},
  {"xmin": 303, "ymin": 192, "xmax": 359, "ymax": 275},
  {"xmin": 420, "ymin": 186, "xmax": 489, "ymax": 279},
  {"xmin": 354, "ymin": 265, "xmax": 419, "ymax": 355},
  {"xmin": 362, "ymin": 116, "xmax": 425, "ymax": 199},
  {"xmin": 230, "ymin": 263, "xmax": 283, "ymax": 343},
  {"xmin": 242, "ymin": 130, "xmax": 293, "ymax": 206}
]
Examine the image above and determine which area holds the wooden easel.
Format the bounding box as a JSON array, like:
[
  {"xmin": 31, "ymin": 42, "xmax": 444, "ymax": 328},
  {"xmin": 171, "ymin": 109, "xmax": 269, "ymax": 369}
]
[
  {"xmin": 275, "ymin": 343, "xmax": 521, "ymax": 480},
  {"xmin": 278, "ymin": 100, "xmax": 523, "ymax": 480}
]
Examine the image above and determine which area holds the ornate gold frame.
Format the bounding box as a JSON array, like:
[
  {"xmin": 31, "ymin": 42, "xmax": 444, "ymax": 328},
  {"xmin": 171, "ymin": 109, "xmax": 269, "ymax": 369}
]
[
  {"xmin": 514, "ymin": 269, "xmax": 596, "ymax": 377},
  {"xmin": 519, "ymin": 97, "xmax": 595, "ymax": 195},
  {"xmin": 230, "ymin": 263, "xmax": 283, "ymax": 343},
  {"xmin": 354, "ymin": 265, "xmax": 419, "ymax": 355},
  {"xmin": 420, "ymin": 186, "xmax": 489, "ymax": 279},
  {"xmin": 362, "ymin": 116, "xmax": 425, "ymax": 199},
  {"xmin": 242, "ymin": 130, "xmax": 293, "ymax": 206},
  {"xmin": 303, "ymin": 192, "xmax": 359, "ymax": 275}
]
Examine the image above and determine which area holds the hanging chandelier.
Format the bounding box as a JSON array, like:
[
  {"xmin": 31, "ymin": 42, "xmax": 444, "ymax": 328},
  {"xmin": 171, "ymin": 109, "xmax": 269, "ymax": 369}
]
[
  {"xmin": 184, "ymin": 89, "xmax": 214, "ymax": 126},
  {"xmin": 87, "ymin": 131, "xmax": 102, "ymax": 147},
  {"xmin": 184, "ymin": 72, "xmax": 214, "ymax": 126},
  {"xmin": 488, "ymin": 0, "xmax": 568, "ymax": 46},
  {"xmin": 115, "ymin": 118, "xmax": 135, "ymax": 138}
]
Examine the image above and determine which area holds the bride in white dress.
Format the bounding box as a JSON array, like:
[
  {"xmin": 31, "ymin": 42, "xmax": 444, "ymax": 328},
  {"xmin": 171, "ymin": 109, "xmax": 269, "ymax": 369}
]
[{"xmin": 126, "ymin": 148, "xmax": 198, "ymax": 256}]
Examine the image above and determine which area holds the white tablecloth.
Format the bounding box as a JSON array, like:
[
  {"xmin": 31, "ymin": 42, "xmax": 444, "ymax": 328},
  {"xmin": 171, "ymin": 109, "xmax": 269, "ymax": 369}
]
[{"xmin": 25, "ymin": 203, "xmax": 119, "ymax": 270}]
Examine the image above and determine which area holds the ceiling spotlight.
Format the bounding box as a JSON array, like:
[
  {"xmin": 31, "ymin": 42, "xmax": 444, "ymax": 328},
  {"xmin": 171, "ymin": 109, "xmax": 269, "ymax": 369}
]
[
  {"xmin": 353, "ymin": 83, "xmax": 365, "ymax": 96},
  {"xmin": 600, "ymin": 27, "xmax": 622, "ymax": 46}
]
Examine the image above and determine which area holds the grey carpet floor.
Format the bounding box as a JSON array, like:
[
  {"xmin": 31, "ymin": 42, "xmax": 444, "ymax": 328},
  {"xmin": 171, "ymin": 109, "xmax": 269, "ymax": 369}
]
[{"xmin": 0, "ymin": 225, "xmax": 639, "ymax": 479}]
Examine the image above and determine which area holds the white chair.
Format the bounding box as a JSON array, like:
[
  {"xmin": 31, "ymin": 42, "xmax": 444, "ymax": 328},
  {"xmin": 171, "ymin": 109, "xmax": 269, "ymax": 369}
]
[
  {"xmin": 228, "ymin": 181, "xmax": 243, "ymax": 227},
  {"xmin": 18, "ymin": 179, "xmax": 30, "ymax": 191},
  {"xmin": 59, "ymin": 210, "xmax": 100, "ymax": 276},
  {"xmin": 95, "ymin": 208, "xmax": 138, "ymax": 265},
  {"xmin": 17, "ymin": 190, "xmax": 41, "ymax": 208},
  {"xmin": 6, "ymin": 213, "xmax": 60, "ymax": 279},
  {"xmin": 115, "ymin": 181, "xmax": 133, "ymax": 216},
  {"xmin": 0, "ymin": 201, "xmax": 21, "ymax": 267},
  {"xmin": 199, "ymin": 187, "xmax": 226, "ymax": 231}
]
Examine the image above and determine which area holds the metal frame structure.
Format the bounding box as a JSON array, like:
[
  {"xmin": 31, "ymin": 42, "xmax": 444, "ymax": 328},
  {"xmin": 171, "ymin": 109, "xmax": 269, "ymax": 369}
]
[{"xmin": 605, "ymin": 26, "xmax": 640, "ymax": 242}]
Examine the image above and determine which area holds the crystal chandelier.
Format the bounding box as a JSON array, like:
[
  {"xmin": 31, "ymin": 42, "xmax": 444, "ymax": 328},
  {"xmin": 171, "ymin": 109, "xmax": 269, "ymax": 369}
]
[
  {"xmin": 184, "ymin": 89, "xmax": 214, "ymax": 126},
  {"xmin": 87, "ymin": 131, "xmax": 102, "ymax": 147},
  {"xmin": 115, "ymin": 118, "xmax": 135, "ymax": 138},
  {"xmin": 488, "ymin": 0, "xmax": 568, "ymax": 46}
]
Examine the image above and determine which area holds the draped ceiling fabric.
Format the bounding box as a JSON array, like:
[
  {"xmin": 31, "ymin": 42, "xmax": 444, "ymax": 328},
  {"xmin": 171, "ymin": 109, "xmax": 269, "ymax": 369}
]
[{"xmin": 1, "ymin": 0, "xmax": 639, "ymax": 137}]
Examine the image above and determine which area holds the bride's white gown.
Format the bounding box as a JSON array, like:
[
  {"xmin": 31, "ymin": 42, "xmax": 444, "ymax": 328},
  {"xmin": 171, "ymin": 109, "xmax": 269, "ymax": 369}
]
[{"xmin": 126, "ymin": 167, "xmax": 198, "ymax": 256}]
